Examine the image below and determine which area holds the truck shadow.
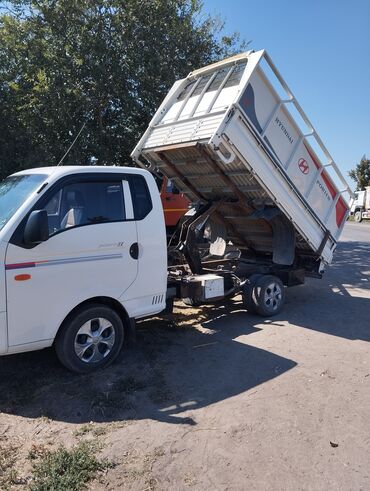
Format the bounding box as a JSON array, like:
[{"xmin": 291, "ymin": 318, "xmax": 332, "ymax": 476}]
[
  {"xmin": 0, "ymin": 305, "xmax": 296, "ymax": 425},
  {"xmin": 0, "ymin": 240, "xmax": 367, "ymax": 426},
  {"xmin": 281, "ymin": 240, "xmax": 370, "ymax": 342}
]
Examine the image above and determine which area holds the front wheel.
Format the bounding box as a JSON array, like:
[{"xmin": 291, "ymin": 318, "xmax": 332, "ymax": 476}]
[
  {"xmin": 252, "ymin": 275, "xmax": 285, "ymax": 317},
  {"xmin": 55, "ymin": 304, "xmax": 125, "ymax": 373},
  {"xmin": 354, "ymin": 211, "xmax": 363, "ymax": 223}
]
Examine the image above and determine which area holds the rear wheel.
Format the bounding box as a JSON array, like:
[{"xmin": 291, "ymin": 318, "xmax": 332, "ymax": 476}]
[
  {"xmin": 242, "ymin": 274, "xmax": 263, "ymax": 313},
  {"xmin": 55, "ymin": 304, "xmax": 125, "ymax": 373},
  {"xmin": 354, "ymin": 211, "xmax": 363, "ymax": 222},
  {"xmin": 252, "ymin": 275, "xmax": 285, "ymax": 317}
]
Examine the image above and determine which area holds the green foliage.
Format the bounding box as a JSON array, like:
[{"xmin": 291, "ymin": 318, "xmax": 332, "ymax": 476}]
[
  {"xmin": 29, "ymin": 441, "xmax": 111, "ymax": 491},
  {"xmin": 348, "ymin": 156, "xmax": 370, "ymax": 190},
  {"xmin": 0, "ymin": 0, "xmax": 245, "ymax": 179}
]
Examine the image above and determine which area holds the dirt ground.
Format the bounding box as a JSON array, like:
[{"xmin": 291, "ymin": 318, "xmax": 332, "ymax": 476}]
[{"xmin": 0, "ymin": 222, "xmax": 369, "ymax": 490}]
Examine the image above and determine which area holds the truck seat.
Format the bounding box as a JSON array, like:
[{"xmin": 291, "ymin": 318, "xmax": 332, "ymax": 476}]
[{"xmin": 60, "ymin": 191, "xmax": 85, "ymax": 228}]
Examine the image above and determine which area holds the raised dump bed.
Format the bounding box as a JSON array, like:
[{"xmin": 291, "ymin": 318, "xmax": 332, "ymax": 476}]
[{"xmin": 131, "ymin": 50, "xmax": 352, "ymax": 271}]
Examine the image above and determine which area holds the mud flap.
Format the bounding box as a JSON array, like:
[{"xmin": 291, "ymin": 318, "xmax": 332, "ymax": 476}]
[
  {"xmin": 270, "ymin": 214, "xmax": 296, "ymax": 265},
  {"xmin": 249, "ymin": 208, "xmax": 296, "ymax": 265}
]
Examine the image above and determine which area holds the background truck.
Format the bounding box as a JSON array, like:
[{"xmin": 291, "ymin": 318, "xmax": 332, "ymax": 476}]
[
  {"xmin": 0, "ymin": 50, "xmax": 352, "ymax": 373},
  {"xmin": 158, "ymin": 175, "xmax": 190, "ymax": 233},
  {"xmin": 349, "ymin": 186, "xmax": 370, "ymax": 222}
]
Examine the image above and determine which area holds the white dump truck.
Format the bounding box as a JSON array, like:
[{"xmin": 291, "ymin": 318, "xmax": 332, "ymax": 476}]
[
  {"xmin": 0, "ymin": 50, "xmax": 352, "ymax": 372},
  {"xmin": 349, "ymin": 186, "xmax": 370, "ymax": 222}
]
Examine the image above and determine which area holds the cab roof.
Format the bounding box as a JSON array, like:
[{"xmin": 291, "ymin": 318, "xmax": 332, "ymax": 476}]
[{"xmin": 12, "ymin": 165, "xmax": 149, "ymax": 179}]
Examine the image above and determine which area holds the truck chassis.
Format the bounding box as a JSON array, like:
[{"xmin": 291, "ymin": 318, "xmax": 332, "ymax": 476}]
[{"xmin": 163, "ymin": 144, "xmax": 318, "ymax": 316}]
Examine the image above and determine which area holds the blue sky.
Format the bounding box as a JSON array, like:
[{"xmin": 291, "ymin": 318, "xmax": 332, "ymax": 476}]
[{"xmin": 203, "ymin": 0, "xmax": 370, "ymax": 185}]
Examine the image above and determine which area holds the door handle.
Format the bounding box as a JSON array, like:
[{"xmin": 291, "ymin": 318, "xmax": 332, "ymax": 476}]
[{"xmin": 129, "ymin": 242, "xmax": 139, "ymax": 260}]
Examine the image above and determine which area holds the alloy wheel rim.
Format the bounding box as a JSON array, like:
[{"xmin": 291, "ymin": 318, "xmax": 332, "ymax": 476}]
[
  {"xmin": 74, "ymin": 317, "xmax": 115, "ymax": 363},
  {"xmin": 263, "ymin": 283, "xmax": 282, "ymax": 311}
]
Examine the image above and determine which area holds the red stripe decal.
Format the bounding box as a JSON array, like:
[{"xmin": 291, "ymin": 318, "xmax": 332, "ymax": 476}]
[
  {"xmin": 304, "ymin": 142, "xmax": 337, "ymax": 199},
  {"xmin": 336, "ymin": 197, "xmax": 348, "ymax": 228},
  {"xmin": 5, "ymin": 262, "xmax": 36, "ymax": 271},
  {"xmin": 321, "ymin": 171, "xmax": 337, "ymax": 199},
  {"xmin": 304, "ymin": 143, "xmax": 320, "ymax": 169}
]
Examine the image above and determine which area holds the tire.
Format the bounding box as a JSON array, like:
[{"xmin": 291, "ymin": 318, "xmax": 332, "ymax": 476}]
[
  {"xmin": 242, "ymin": 274, "xmax": 263, "ymax": 313},
  {"xmin": 183, "ymin": 297, "xmax": 201, "ymax": 307},
  {"xmin": 354, "ymin": 211, "xmax": 363, "ymax": 223},
  {"xmin": 252, "ymin": 275, "xmax": 285, "ymax": 317},
  {"xmin": 55, "ymin": 303, "xmax": 125, "ymax": 373}
]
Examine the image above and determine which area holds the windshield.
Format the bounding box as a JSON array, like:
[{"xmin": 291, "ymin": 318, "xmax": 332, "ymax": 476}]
[{"xmin": 0, "ymin": 174, "xmax": 47, "ymax": 231}]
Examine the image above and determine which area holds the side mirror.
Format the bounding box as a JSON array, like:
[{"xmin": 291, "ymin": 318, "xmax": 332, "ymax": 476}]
[{"xmin": 24, "ymin": 210, "xmax": 49, "ymax": 245}]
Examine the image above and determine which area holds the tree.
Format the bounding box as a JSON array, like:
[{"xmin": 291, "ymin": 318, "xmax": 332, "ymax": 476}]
[
  {"xmin": 0, "ymin": 0, "xmax": 245, "ymax": 180},
  {"xmin": 348, "ymin": 156, "xmax": 370, "ymax": 190}
]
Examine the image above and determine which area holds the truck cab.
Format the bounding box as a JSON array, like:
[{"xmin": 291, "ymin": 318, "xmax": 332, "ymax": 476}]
[
  {"xmin": 0, "ymin": 166, "xmax": 167, "ymax": 372},
  {"xmin": 349, "ymin": 187, "xmax": 370, "ymax": 222}
]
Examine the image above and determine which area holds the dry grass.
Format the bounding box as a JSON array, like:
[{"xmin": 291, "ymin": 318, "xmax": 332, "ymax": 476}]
[{"xmin": 0, "ymin": 436, "xmax": 24, "ymax": 489}]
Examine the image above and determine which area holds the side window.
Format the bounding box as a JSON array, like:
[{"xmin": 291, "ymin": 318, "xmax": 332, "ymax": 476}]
[
  {"xmin": 43, "ymin": 181, "xmax": 126, "ymax": 235},
  {"xmin": 166, "ymin": 179, "xmax": 179, "ymax": 195},
  {"xmin": 127, "ymin": 175, "xmax": 152, "ymax": 220},
  {"xmin": 45, "ymin": 189, "xmax": 62, "ymax": 216},
  {"xmin": 166, "ymin": 179, "xmax": 174, "ymax": 193}
]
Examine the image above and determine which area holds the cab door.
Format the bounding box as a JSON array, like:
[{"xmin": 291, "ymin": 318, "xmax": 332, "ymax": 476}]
[{"xmin": 5, "ymin": 175, "xmax": 138, "ymax": 348}]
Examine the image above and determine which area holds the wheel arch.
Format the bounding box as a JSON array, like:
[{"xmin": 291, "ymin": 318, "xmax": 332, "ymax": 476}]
[{"xmin": 55, "ymin": 296, "xmax": 132, "ymax": 345}]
